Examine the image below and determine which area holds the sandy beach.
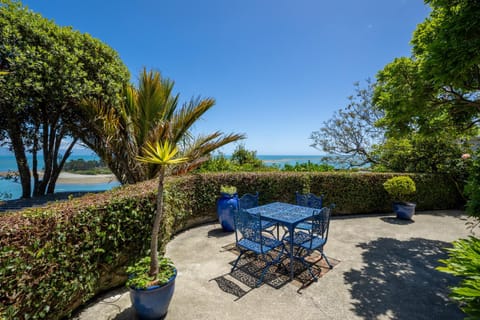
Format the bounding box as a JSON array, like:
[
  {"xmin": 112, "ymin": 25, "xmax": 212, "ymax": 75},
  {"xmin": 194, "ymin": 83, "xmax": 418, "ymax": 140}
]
[
  {"xmin": 0, "ymin": 171, "xmax": 118, "ymax": 185},
  {"xmin": 56, "ymin": 172, "xmax": 118, "ymax": 184}
]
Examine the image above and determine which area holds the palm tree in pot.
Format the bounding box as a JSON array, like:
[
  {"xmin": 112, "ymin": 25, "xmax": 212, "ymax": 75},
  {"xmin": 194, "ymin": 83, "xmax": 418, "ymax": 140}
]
[
  {"xmin": 383, "ymin": 176, "xmax": 416, "ymax": 220},
  {"xmin": 126, "ymin": 140, "xmax": 187, "ymax": 319}
]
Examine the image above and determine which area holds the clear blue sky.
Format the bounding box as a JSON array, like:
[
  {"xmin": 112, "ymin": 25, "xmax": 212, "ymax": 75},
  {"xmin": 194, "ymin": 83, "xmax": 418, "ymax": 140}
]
[{"xmin": 22, "ymin": 0, "xmax": 430, "ymax": 155}]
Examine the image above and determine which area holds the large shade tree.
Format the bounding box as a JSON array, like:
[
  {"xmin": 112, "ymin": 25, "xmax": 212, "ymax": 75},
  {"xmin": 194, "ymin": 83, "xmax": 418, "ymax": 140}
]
[
  {"xmin": 0, "ymin": 0, "xmax": 129, "ymax": 197},
  {"xmin": 374, "ymin": 0, "xmax": 480, "ymax": 136},
  {"xmin": 77, "ymin": 69, "xmax": 245, "ymax": 184}
]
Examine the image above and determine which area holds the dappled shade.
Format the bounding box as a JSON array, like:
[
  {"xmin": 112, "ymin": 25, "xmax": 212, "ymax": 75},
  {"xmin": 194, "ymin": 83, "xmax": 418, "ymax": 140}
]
[{"xmin": 344, "ymin": 237, "xmax": 464, "ymax": 319}]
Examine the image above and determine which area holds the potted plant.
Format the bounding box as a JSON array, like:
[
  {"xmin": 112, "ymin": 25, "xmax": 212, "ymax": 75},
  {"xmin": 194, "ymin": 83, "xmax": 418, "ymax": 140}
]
[
  {"xmin": 383, "ymin": 176, "xmax": 417, "ymax": 220},
  {"xmin": 127, "ymin": 140, "xmax": 187, "ymax": 319},
  {"xmin": 216, "ymin": 185, "xmax": 238, "ymax": 231}
]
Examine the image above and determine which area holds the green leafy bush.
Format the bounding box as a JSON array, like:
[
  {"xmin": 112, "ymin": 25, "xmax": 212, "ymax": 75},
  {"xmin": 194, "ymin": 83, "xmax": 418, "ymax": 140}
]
[
  {"xmin": 465, "ymin": 150, "xmax": 480, "ymax": 223},
  {"xmin": 383, "ymin": 176, "xmax": 416, "ymax": 203},
  {"xmin": 437, "ymin": 236, "xmax": 480, "ymax": 319},
  {"xmin": 282, "ymin": 161, "xmax": 335, "ymax": 172},
  {"xmin": 220, "ymin": 185, "xmax": 237, "ymax": 195},
  {"xmin": 126, "ymin": 256, "xmax": 175, "ymax": 289}
]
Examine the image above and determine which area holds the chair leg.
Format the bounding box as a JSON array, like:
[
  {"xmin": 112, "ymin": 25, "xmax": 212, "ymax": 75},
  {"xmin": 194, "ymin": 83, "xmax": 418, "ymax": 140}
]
[
  {"xmin": 257, "ymin": 262, "xmax": 271, "ymax": 287},
  {"xmin": 231, "ymin": 250, "xmax": 246, "ymax": 272},
  {"xmin": 256, "ymin": 245, "xmax": 285, "ymax": 287},
  {"xmin": 321, "ymin": 251, "xmax": 333, "ymax": 269}
]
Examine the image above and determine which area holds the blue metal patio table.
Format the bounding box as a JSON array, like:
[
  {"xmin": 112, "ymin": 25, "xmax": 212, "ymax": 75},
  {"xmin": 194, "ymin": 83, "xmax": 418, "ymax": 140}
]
[{"xmin": 247, "ymin": 202, "xmax": 316, "ymax": 280}]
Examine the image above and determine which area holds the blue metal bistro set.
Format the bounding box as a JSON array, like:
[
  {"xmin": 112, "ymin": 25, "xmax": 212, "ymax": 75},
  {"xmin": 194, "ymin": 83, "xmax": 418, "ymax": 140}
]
[{"xmin": 230, "ymin": 192, "xmax": 334, "ymax": 286}]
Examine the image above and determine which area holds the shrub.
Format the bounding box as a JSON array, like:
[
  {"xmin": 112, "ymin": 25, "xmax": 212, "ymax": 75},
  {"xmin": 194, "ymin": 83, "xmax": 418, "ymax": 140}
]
[
  {"xmin": 437, "ymin": 236, "xmax": 480, "ymax": 319},
  {"xmin": 383, "ymin": 176, "xmax": 416, "ymax": 203},
  {"xmin": 220, "ymin": 185, "xmax": 237, "ymax": 195}
]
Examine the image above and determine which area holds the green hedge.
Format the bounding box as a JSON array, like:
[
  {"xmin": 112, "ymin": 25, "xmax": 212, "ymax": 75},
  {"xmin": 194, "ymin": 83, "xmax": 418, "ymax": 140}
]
[{"xmin": 0, "ymin": 172, "xmax": 463, "ymax": 319}]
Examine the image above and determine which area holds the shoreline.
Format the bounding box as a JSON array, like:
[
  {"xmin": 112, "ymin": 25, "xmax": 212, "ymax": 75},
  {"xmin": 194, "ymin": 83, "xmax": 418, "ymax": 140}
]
[{"xmin": 0, "ymin": 171, "xmax": 118, "ymax": 185}]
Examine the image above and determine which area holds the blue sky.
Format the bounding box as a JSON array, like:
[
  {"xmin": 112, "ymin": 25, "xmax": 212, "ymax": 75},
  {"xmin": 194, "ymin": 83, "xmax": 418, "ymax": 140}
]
[{"xmin": 21, "ymin": 0, "xmax": 430, "ymax": 155}]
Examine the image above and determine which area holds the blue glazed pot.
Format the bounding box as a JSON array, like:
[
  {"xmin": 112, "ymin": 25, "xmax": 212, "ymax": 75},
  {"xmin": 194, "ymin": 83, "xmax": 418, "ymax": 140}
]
[
  {"xmin": 129, "ymin": 269, "xmax": 176, "ymax": 319},
  {"xmin": 393, "ymin": 202, "xmax": 416, "ymax": 220},
  {"xmin": 217, "ymin": 192, "xmax": 238, "ymax": 232}
]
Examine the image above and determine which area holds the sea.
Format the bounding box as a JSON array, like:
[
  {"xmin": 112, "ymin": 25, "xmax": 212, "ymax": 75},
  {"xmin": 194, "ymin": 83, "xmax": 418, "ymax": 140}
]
[{"xmin": 0, "ymin": 153, "xmax": 330, "ymax": 200}]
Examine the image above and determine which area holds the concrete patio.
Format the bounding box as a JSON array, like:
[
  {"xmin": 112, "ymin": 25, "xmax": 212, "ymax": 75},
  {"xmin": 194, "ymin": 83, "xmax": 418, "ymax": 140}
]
[{"xmin": 73, "ymin": 210, "xmax": 471, "ymax": 320}]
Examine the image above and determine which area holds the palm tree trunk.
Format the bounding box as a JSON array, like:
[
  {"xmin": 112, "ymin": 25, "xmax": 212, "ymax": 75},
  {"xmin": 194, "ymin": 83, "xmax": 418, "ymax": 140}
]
[{"xmin": 149, "ymin": 165, "xmax": 166, "ymax": 277}]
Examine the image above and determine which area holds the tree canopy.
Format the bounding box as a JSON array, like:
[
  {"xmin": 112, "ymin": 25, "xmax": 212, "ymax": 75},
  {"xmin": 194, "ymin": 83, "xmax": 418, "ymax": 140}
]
[
  {"xmin": 374, "ymin": 0, "xmax": 480, "ymax": 136},
  {"xmin": 0, "ymin": 0, "xmax": 129, "ymax": 197}
]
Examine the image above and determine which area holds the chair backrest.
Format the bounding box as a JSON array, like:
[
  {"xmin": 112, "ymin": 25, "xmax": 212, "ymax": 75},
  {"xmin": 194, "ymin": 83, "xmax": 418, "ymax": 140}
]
[
  {"xmin": 238, "ymin": 192, "xmax": 259, "ymax": 209},
  {"xmin": 308, "ymin": 206, "xmax": 332, "ymax": 247},
  {"xmin": 295, "ymin": 191, "xmax": 323, "ymax": 209},
  {"xmin": 233, "ymin": 207, "xmax": 262, "ymax": 245}
]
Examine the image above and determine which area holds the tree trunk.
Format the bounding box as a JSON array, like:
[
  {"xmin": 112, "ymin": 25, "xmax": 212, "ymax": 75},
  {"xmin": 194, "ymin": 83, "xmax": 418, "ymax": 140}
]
[
  {"xmin": 149, "ymin": 166, "xmax": 166, "ymax": 277},
  {"xmin": 8, "ymin": 124, "xmax": 31, "ymax": 198},
  {"xmin": 47, "ymin": 137, "xmax": 77, "ymax": 194}
]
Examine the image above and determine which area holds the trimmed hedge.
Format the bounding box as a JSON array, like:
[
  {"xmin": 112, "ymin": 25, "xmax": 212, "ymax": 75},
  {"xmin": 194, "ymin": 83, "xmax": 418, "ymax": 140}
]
[{"xmin": 0, "ymin": 172, "xmax": 462, "ymax": 319}]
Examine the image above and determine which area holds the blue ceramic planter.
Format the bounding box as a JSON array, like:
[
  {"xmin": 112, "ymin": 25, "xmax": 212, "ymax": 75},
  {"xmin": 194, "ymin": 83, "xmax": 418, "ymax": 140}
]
[
  {"xmin": 130, "ymin": 269, "xmax": 176, "ymax": 319},
  {"xmin": 217, "ymin": 192, "xmax": 238, "ymax": 232},
  {"xmin": 393, "ymin": 202, "xmax": 416, "ymax": 220}
]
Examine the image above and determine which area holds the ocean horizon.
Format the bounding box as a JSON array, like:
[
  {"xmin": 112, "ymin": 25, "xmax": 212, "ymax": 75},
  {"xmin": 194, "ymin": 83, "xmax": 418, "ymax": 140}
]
[{"xmin": 0, "ymin": 153, "xmax": 331, "ymax": 200}]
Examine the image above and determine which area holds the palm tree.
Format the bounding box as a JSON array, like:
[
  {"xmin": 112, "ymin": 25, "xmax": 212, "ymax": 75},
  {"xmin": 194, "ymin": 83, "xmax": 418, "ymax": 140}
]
[
  {"xmin": 137, "ymin": 140, "xmax": 187, "ymax": 277},
  {"xmin": 77, "ymin": 68, "xmax": 244, "ymax": 184}
]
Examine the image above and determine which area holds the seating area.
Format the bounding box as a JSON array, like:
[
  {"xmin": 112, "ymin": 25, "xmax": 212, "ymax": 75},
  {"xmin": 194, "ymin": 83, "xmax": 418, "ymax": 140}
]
[
  {"xmin": 73, "ymin": 209, "xmax": 469, "ymax": 320},
  {"xmin": 232, "ymin": 192, "xmax": 334, "ymax": 284}
]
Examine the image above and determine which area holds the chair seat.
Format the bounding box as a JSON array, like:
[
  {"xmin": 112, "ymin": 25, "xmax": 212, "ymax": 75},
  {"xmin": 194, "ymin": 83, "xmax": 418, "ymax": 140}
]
[
  {"xmin": 238, "ymin": 236, "xmax": 283, "ymax": 254},
  {"xmin": 261, "ymin": 220, "xmax": 276, "ymax": 229},
  {"xmin": 291, "ymin": 231, "xmax": 326, "ymax": 249},
  {"xmin": 295, "ymin": 222, "xmax": 312, "ymax": 230}
]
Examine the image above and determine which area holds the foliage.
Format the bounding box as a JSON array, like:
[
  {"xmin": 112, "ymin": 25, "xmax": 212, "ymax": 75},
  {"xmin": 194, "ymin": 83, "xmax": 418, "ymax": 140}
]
[
  {"xmin": 0, "ymin": 183, "xmax": 158, "ymax": 319},
  {"xmin": 195, "ymin": 153, "xmax": 238, "ymax": 172},
  {"xmin": 220, "ymin": 185, "xmax": 237, "ymax": 195},
  {"xmin": 125, "ymin": 256, "xmax": 175, "ymax": 289},
  {"xmin": 0, "ymin": 0, "xmax": 129, "ymax": 198},
  {"xmin": 196, "ymin": 149, "xmax": 333, "ymax": 173},
  {"xmin": 374, "ymin": 0, "xmax": 480, "ymax": 136},
  {"xmin": 383, "ymin": 176, "xmax": 416, "ymax": 203},
  {"xmin": 0, "ymin": 171, "xmax": 463, "ymax": 318},
  {"xmin": 372, "ymin": 132, "xmax": 472, "ymax": 176},
  {"xmin": 282, "ymin": 161, "xmax": 335, "ymax": 172},
  {"xmin": 437, "ymin": 236, "xmax": 480, "ymax": 320},
  {"xmin": 63, "ymin": 159, "xmax": 111, "ymax": 175},
  {"xmin": 79, "ymin": 68, "xmax": 244, "ymax": 184},
  {"xmin": 465, "ymin": 149, "xmax": 480, "ymax": 224},
  {"xmin": 310, "ymin": 80, "xmax": 385, "ymax": 167},
  {"xmin": 230, "ymin": 144, "xmax": 263, "ymax": 167}
]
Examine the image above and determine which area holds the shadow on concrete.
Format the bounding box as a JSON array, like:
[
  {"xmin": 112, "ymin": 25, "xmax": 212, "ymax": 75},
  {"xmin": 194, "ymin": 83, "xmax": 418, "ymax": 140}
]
[
  {"xmin": 344, "ymin": 237, "xmax": 464, "ymax": 320},
  {"xmin": 380, "ymin": 217, "xmax": 415, "ymax": 225},
  {"xmin": 207, "ymin": 227, "xmax": 234, "ymax": 238},
  {"xmin": 213, "ymin": 243, "xmax": 340, "ymax": 299},
  {"xmin": 112, "ymin": 307, "xmax": 136, "ymax": 320},
  {"xmin": 112, "ymin": 307, "xmax": 168, "ymax": 320}
]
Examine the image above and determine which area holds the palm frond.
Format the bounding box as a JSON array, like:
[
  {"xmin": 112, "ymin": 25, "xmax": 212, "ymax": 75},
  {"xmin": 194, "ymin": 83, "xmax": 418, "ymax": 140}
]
[
  {"xmin": 170, "ymin": 97, "xmax": 216, "ymax": 143},
  {"xmin": 173, "ymin": 132, "xmax": 245, "ymax": 174},
  {"xmin": 137, "ymin": 140, "xmax": 188, "ymax": 166}
]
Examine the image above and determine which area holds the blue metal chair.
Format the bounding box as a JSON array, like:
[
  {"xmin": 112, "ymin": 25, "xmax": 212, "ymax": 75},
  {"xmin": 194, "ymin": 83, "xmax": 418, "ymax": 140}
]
[
  {"xmin": 239, "ymin": 192, "xmax": 277, "ymax": 236},
  {"xmin": 295, "ymin": 191, "xmax": 324, "ymax": 230},
  {"xmin": 231, "ymin": 207, "xmax": 285, "ymax": 287},
  {"xmin": 291, "ymin": 205, "xmax": 333, "ymax": 280}
]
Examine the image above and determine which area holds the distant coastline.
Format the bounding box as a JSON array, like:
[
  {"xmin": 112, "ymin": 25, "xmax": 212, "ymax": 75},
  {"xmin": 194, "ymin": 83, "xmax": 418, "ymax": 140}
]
[{"xmin": 0, "ymin": 154, "xmax": 328, "ymax": 200}]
